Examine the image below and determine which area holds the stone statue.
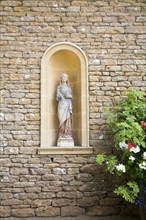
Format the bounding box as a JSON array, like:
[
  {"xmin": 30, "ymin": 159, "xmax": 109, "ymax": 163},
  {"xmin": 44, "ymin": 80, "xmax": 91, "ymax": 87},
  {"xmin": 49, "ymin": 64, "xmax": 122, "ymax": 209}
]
[{"xmin": 56, "ymin": 73, "xmax": 74, "ymax": 146}]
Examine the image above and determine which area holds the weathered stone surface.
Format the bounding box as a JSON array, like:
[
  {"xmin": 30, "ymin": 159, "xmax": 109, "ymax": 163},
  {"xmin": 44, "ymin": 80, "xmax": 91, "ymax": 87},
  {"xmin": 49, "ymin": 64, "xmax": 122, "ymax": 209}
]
[
  {"xmin": 36, "ymin": 207, "xmax": 60, "ymax": 217},
  {"xmin": 5, "ymin": 113, "xmax": 24, "ymax": 121},
  {"xmin": 75, "ymin": 173, "xmax": 93, "ymax": 182},
  {"xmin": 4, "ymin": 147, "xmax": 18, "ymax": 154},
  {"xmin": 31, "ymin": 199, "xmax": 52, "ymax": 207},
  {"xmin": 80, "ymin": 164, "xmax": 102, "ymax": 174},
  {"xmin": 11, "ymin": 208, "xmax": 35, "ymax": 217},
  {"xmin": 77, "ymin": 196, "xmax": 99, "ymax": 207},
  {"xmin": 25, "ymin": 113, "xmax": 40, "ymax": 121},
  {"xmin": 0, "ymin": 193, "xmax": 13, "ymax": 200},
  {"xmin": 53, "ymin": 168, "xmax": 67, "ymax": 175},
  {"xmin": 42, "ymin": 174, "xmax": 60, "ymax": 181},
  {"xmin": 52, "ymin": 198, "xmax": 76, "ymax": 207},
  {"xmin": 61, "ymin": 206, "xmax": 85, "ymax": 217},
  {"xmin": 1, "ymin": 199, "xmax": 23, "ymax": 206},
  {"xmin": 57, "ymin": 191, "xmax": 77, "ymax": 199},
  {"xmin": 0, "ymin": 206, "xmax": 11, "ymax": 217},
  {"xmin": 87, "ymin": 205, "xmax": 119, "ymax": 216},
  {"xmin": 10, "ymin": 168, "xmax": 28, "ymax": 175},
  {"xmin": 99, "ymin": 197, "xmax": 122, "ymax": 206},
  {"xmin": 0, "ymin": 0, "xmax": 144, "ymax": 218},
  {"xmin": 79, "ymin": 182, "xmax": 100, "ymax": 192}
]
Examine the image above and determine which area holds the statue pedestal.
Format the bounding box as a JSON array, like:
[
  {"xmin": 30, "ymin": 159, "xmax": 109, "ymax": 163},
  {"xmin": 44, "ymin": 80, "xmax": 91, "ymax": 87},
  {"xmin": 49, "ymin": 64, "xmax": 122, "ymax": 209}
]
[{"xmin": 57, "ymin": 137, "xmax": 74, "ymax": 147}]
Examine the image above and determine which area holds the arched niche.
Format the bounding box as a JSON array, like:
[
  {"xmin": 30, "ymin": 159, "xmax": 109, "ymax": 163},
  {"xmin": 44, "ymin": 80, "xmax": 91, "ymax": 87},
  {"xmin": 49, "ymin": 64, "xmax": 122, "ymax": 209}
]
[{"xmin": 41, "ymin": 42, "xmax": 89, "ymax": 148}]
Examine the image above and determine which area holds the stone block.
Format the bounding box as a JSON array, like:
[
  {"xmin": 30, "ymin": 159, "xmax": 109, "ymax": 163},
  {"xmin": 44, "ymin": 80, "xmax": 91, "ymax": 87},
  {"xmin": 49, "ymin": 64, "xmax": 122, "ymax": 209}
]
[
  {"xmin": 19, "ymin": 147, "xmax": 37, "ymax": 155},
  {"xmin": 1, "ymin": 175, "xmax": 19, "ymax": 183},
  {"xmin": 0, "ymin": 193, "xmax": 13, "ymax": 200},
  {"xmin": 8, "ymin": 140, "xmax": 23, "ymax": 147},
  {"xmin": 80, "ymin": 164, "xmax": 102, "ymax": 174},
  {"xmin": 42, "ymin": 174, "xmax": 59, "ymax": 181},
  {"xmin": 1, "ymin": 199, "xmax": 23, "ymax": 206},
  {"xmin": 62, "ymin": 26, "xmax": 76, "ymax": 33},
  {"xmin": 57, "ymin": 192, "xmax": 77, "ymax": 199},
  {"xmin": 31, "ymin": 199, "xmax": 52, "ymax": 207},
  {"xmin": 72, "ymin": 1, "xmax": 88, "ymax": 6},
  {"xmin": 79, "ymin": 182, "xmax": 100, "ymax": 192},
  {"xmin": 100, "ymin": 197, "xmax": 122, "ymax": 205},
  {"xmin": 77, "ymin": 196, "xmax": 99, "ymax": 206},
  {"xmin": 87, "ymin": 205, "xmax": 119, "ymax": 216},
  {"xmin": 57, "ymin": 137, "xmax": 74, "ymax": 147},
  {"xmin": 52, "ymin": 198, "xmax": 76, "ymax": 207},
  {"xmin": 125, "ymin": 26, "xmax": 145, "ymax": 33},
  {"xmin": 42, "ymin": 186, "xmax": 62, "ymax": 193},
  {"xmin": 5, "ymin": 113, "xmax": 24, "ymax": 121},
  {"xmin": 67, "ymin": 168, "xmax": 79, "ymax": 175},
  {"xmin": 13, "ymin": 182, "xmax": 35, "ymax": 188},
  {"xmin": 36, "ymin": 207, "xmax": 60, "ymax": 217},
  {"xmin": 4, "ymin": 147, "xmax": 18, "ymax": 154},
  {"xmin": 61, "ymin": 206, "xmax": 85, "ymax": 217},
  {"xmin": 25, "ymin": 187, "xmax": 41, "ymax": 193},
  {"xmin": 13, "ymin": 135, "xmax": 31, "ymax": 141},
  {"xmin": 10, "ymin": 168, "xmax": 28, "ymax": 175},
  {"xmin": 12, "ymin": 208, "xmax": 35, "ymax": 217},
  {"xmin": 91, "ymin": 27, "xmax": 124, "ymax": 34},
  {"xmin": 25, "ymin": 113, "xmax": 40, "ymax": 121},
  {"xmin": 75, "ymin": 173, "xmax": 93, "ymax": 182},
  {"xmin": 67, "ymin": 6, "xmax": 80, "ymax": 12},
  {"xmin": 39, "ymin": 192, "xmax": 56, "ymax": 199},
  {"xmin": 0, "ymin": 206, "xmax": 11, "ymax": 217},
  {"xmin": 53, "ymin": 168, "xmax": 67, "ymax": 175},
  {"xmin": 5, "ymin": 51, "xmax": 22, "ymax": 58}
]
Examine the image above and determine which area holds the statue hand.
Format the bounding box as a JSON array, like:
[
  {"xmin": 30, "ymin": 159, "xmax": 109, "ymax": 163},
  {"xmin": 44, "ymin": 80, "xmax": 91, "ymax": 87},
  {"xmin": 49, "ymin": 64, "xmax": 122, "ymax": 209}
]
[{"xmin": 65, "ymin": 93, "xmax": 72, "ymax": 99}]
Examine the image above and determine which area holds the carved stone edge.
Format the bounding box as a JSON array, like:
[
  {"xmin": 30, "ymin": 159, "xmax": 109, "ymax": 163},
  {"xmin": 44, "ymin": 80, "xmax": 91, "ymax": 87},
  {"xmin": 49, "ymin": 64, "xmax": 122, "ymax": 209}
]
[{"xmin": 37, "ymin": 147, "xmax": 93, "ymax": 155}]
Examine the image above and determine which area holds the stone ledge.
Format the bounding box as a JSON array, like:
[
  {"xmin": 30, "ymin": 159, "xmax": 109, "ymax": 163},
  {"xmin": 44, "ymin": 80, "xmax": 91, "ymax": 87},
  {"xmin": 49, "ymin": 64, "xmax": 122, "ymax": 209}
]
[
  {"xmin": 37, "ymin": 146, "xmax": 93, "ymax": 155},
  {"xmin": 0, "ymin": 216, "xmax": 139, "ymax": 220}
]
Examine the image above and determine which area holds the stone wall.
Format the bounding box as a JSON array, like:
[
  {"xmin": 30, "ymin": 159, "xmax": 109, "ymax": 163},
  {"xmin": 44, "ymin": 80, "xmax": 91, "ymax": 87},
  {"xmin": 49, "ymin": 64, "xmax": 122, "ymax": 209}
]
[{"xmin": 0, "ymin": 0, "xmax": 145, "ymax": 218}]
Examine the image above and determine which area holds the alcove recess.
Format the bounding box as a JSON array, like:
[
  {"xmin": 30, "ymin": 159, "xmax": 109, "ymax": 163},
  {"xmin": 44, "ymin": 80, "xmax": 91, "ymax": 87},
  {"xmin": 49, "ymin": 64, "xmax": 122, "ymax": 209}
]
[{"xmin": 38, "ymin": 42, "xmax": 92, "ymax": 155}]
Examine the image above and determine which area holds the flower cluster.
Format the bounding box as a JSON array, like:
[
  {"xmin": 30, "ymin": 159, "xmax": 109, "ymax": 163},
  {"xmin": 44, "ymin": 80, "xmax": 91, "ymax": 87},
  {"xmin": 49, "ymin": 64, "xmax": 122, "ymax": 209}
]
[
  {"xmin": 139, "ymin": 161, "xmax": 146, "ymax": 170},
  {"xmin": 141, "ymin": 122, "xmax": 146, "ymax": 129},
  {"xmin": 119, "ymin": 141, "xmax": 141, "ymax": 153},
  {"xmin": 144, "ymin": 152, "xmax": 146, "ymax": 160},
  {"xmin": 96, "ymin": 90, "xmax": 146, "ymax": 204},
  {"xmin": 115, "ymin": 164, "xmax": 126, "ymax": 173},
  {"xmin": 119, "ymin": 141, "xmax": 146, "ymax": 171}
]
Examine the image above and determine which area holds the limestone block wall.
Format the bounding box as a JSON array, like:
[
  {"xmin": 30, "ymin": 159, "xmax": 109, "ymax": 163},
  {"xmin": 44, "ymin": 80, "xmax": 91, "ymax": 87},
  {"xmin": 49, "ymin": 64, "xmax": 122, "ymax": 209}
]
[{"xmin": 0, "ymin": 0, "xmax": 146, "ymax": 218}]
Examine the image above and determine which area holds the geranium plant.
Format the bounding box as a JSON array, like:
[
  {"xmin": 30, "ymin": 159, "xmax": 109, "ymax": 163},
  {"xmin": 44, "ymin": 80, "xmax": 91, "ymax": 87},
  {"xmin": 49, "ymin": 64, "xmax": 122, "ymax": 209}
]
[{"xmin": 96, "ymin": 90, "xmax": 146, "ymax": 204}]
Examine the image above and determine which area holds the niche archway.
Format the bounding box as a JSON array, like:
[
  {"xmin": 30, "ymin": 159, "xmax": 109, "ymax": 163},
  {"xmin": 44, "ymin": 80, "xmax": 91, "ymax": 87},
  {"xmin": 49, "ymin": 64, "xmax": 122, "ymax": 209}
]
[{"xmin": 41, "ymin": 42, "xmax": 89, "ymax": 148}]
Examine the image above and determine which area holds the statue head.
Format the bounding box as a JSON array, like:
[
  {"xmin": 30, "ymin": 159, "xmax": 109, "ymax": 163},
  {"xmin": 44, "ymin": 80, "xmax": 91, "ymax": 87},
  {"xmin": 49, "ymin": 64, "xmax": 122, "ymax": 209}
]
[{"xmin": 60, "ymin": 73, "xmax": 69, "ymax": 85}]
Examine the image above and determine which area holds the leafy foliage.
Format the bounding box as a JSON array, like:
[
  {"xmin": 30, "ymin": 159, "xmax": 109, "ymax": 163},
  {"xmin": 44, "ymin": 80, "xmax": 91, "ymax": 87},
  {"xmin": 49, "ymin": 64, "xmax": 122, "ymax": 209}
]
[
  {"xmin": 96, "ymin": 90, "xmax": 146, "ymax": 203},
  {"xmin": 114, "ymin": 181, "xmax": 139, "ymax": 203}
]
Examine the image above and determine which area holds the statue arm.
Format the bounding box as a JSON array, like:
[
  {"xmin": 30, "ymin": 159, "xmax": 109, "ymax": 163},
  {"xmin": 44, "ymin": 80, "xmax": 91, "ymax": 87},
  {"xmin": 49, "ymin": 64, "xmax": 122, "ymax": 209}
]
[
  {"xmin": 65, "ymin": 93, "xmax": 72, "ymax": 99},
  {"xmin": 65, "ymin": 87, "xmax": 72, "ymax": 99},
  {"xmin": 56, "ymin": 87, "xmax": 63, "ymax": 101}
]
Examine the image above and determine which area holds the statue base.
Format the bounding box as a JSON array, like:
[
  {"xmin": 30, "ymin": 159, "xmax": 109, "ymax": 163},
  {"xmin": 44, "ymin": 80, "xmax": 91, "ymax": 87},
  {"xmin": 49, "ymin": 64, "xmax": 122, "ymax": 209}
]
[{"xmin": 57, "ymin": 137, "xmax": 74, "ymax": 147}]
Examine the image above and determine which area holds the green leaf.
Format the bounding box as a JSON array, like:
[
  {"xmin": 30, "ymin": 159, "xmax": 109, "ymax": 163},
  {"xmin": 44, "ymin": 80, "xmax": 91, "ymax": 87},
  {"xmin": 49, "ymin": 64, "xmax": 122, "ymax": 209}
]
[
  {"xmin": 114, "ymin": 181, "xmax": 139, "ymax": 203},
  {"xmin": 96, "ymin": 154, "xmax": 106, "ymax": 165}
]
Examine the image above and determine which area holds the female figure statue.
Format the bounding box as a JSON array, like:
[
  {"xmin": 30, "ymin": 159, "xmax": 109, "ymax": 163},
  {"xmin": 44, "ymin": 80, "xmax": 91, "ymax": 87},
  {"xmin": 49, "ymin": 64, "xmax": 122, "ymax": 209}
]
[{"xmin": 56, "ymin": 73, "xmax": 73, "ymax": 139}]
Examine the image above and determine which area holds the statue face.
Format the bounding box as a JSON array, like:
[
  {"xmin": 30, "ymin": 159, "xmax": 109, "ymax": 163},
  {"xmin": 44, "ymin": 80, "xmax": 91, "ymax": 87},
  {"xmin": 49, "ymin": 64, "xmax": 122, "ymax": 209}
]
[{"xmin": 61, "ymin": 74, "xmax": 68, "ymax": 83}]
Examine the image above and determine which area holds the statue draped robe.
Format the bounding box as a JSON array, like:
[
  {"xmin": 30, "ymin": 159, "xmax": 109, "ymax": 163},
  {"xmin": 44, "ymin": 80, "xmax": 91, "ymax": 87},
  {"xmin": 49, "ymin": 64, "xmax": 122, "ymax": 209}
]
[{"xmin": 56, "ymin": 84, "xmax": 72, "ymax": 138}]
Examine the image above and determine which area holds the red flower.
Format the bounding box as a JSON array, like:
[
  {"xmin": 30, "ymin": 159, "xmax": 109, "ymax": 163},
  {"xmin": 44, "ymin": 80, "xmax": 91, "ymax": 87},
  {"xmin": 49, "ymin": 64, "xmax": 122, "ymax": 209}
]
[
  {"xmin": 128, "ymin": 143, "xmax": 136, "ymax": 149},
  {"xmin": 141, "ymin": 121, "xmax": 146, "ymax": 129}
]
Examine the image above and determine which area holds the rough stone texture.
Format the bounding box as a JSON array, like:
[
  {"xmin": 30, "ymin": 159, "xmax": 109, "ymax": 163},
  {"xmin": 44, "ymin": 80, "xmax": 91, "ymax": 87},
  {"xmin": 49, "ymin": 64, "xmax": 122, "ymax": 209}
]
[
  {"xmin": 0, "ymin": 0, "xmax": 145, "ymax": 218},
  {"xmin": 0, "ymin": 217, "xmax": 141, "ymax": 220}
]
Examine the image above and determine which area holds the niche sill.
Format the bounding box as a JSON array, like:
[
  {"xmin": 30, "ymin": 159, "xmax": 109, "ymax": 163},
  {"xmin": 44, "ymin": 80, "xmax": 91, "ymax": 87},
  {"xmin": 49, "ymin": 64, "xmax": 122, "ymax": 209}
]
[{"xmin": 37, "ymin": 146, "xmax": 93, "ymax": 155}]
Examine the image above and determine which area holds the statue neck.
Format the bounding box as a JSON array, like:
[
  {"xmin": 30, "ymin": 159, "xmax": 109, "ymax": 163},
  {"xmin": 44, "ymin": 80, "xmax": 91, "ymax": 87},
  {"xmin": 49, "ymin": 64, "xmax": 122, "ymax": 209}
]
[{"xmin": 62, "ymin": 82, "xmax": 67, "ymax": 86}]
